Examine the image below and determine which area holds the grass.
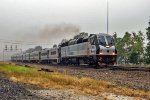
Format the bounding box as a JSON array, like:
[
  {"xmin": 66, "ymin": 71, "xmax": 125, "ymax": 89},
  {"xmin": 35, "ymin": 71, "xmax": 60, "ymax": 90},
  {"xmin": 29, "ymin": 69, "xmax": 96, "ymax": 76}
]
[{"xmin": 0, "ymin": 62, "xmax": 150, "ymax": 99}]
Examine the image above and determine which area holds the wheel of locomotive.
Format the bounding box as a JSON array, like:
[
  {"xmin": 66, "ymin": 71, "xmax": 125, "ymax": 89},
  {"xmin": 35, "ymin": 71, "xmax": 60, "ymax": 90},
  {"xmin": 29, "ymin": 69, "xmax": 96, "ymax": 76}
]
[
  {"xmin": 93, "ymin": 62, "xmax": 100, "ymax": 69},
  {"xmin": 66, "ymin": 58, "xmax": 70, "ymax": 66},
  {"xmin": 79, "ymin": 58, "xmax": 84, "ymax": 65},
  {"xmin": 61, "ymin": 58, "xmax": 66, "ymax": 65}
]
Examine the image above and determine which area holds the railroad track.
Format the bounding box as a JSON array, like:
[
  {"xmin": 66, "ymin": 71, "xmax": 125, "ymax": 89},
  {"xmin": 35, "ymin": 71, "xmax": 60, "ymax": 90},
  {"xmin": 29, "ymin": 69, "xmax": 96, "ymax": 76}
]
[
  {"xmin": 109, "ymin": 66, "xmax": 150, "ymax": 72},
  {"xmin": 16, "ymin": 62, "xmax": 150, "ymax": 72}
]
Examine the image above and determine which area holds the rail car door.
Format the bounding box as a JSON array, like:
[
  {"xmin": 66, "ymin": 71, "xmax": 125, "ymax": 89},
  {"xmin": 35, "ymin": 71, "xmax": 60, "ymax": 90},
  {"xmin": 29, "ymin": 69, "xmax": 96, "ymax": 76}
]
[
  {"xmin": 39, "ymin": 52, "xmax": 41, "ymax": 62},
  {"xmin": 47, "ymin": 50, "xmax": 49, "ymax": 58}
]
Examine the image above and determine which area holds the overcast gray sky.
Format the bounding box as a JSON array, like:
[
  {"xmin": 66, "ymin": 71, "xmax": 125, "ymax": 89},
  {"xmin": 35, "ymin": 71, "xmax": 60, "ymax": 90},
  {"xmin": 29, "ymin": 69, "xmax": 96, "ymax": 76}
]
[{"xmin": 0, "ymin": 0, "xmax": 150, "ymax": 60}]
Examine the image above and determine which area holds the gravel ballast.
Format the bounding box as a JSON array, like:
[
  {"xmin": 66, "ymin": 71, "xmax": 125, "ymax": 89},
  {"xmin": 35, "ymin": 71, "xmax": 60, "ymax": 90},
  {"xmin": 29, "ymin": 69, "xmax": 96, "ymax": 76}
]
[
  {"xmin": 0, "ymin": 74, "xmax": 100, "ymax": 100},
  {"xmin": 0, "ymin": 74, "xmax": 43, "ymax": 100}
]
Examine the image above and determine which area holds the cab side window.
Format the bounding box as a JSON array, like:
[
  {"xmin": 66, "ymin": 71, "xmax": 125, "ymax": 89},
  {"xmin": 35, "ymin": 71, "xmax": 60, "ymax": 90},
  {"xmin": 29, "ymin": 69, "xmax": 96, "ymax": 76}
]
[{"xmin": 90, "ymin": 37, "xmax": 95, "ymax": 45}]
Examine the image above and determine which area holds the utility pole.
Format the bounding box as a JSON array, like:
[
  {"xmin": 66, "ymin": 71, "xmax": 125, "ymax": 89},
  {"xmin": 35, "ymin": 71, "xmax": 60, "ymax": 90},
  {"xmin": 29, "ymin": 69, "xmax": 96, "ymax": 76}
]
[
  {"xmin": 3, "ymin": 45, "xmax": 7, "ymax": 62},
  {"xmin": 107, "ymin": 0, "xmax": 109, "ymax": 34},
  {"xmin": 3, "ymin": 49, "xmax": 4, "ymax": 62}
]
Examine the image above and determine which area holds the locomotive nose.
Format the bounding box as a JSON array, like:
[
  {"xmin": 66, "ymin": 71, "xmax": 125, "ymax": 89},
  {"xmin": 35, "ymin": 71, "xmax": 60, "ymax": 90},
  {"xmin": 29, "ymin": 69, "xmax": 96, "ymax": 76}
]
[{"xmin": 99, "ymin": 48, "xmax": 114, "ymax": 55}]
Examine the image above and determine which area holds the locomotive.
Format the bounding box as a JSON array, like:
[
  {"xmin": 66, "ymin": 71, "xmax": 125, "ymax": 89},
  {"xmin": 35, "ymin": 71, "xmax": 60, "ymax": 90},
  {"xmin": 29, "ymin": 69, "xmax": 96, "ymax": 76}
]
[{"xmin": 11, "ymin": 33, "xmax": 117, "ymax": 66}]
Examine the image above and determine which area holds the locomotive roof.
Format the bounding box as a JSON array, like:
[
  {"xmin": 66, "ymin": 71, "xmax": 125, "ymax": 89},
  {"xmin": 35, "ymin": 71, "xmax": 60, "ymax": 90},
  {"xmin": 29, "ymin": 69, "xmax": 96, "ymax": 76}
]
[{"xmin": 98, "ymin": 33, "xmax": 112, "ymax": 37}]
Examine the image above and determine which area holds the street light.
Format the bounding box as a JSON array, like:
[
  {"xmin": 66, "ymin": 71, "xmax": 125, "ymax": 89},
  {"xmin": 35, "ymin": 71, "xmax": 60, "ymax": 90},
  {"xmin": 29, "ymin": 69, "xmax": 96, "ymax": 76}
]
[{"xmin": 107, "ymin": 0, "xmax": 109, "ymax": 34}]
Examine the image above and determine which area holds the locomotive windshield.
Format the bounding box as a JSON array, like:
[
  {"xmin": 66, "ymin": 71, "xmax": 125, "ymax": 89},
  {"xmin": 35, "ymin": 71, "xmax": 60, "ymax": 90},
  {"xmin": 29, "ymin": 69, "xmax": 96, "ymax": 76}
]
[
  {"xmin": 97, "ymin": 36, "xmax": 106, "ymax": 46},
  {"xmin": 97, "ymin": 35, "xmax": 115, "ymax": 46},
  {"xmin": 106, "ymin": 36, "xmax": 115, "ymax": 46}
]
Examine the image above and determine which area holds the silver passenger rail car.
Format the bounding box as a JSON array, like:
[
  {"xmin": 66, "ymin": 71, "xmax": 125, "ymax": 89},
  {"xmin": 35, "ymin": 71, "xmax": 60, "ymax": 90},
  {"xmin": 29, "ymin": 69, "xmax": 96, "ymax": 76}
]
[{"xmin": 11, "ymin": 33, "xmax": 117, "ymax": 67}]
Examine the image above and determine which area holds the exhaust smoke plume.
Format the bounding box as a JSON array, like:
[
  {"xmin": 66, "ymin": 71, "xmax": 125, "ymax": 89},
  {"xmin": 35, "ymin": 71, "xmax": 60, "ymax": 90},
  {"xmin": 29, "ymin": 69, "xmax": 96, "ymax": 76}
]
[
  {"xmin": 15, "ymin": 23, "xmax": 81, "ymax": 46},
  {"xmin": 38, "ymin": 23, "xmax": 80, "ymax": 41}
]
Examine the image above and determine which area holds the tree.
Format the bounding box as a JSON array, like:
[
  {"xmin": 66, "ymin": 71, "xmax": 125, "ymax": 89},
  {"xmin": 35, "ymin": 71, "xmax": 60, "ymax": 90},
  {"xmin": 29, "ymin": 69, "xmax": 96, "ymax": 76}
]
[
  {"xmin": 113, "ymin": 32, "xmax": 124, "ymax": 63},
  {"xmin": 113, "ymin": 31, "xmax": 144, "ymax": 64},
  {"xmin": 122, "ymin": 32, "xmax": 132, "ymax": 62},
  {"xmin": 146, "ymin": 22, "xmax": 150, "ymax": 40},
  {"xmin": 145, "ymin": 21, "xmax": 150, "ymax": 64},
  {"xmin": 129, "ymin": 52, "xmax": 139, "ymax": 64},
  {"xmin": 129, "ymin": 31, "xmax": 145, "ymax": 64}
]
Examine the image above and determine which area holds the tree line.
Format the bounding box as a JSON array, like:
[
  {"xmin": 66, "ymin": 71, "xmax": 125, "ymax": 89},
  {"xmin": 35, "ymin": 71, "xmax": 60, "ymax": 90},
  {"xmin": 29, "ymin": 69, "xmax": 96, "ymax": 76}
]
[{"xmin": 113, "ymin": 22, "xmax": 150, "ymax": 64}]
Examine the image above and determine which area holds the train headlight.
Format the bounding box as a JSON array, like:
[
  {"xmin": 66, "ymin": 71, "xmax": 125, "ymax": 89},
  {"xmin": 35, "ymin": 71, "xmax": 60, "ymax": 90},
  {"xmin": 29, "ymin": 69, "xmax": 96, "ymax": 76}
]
[
  {"xmin": 112, "ymin": 51, "xmax": 115, "ymax": 55},
  {"xmin": 106, "ymin": 45, "xmax": 110, "ymax": 48},
  {"xmin": 100, "ymin": 50, "xmax": 103, "ymax": 54}
]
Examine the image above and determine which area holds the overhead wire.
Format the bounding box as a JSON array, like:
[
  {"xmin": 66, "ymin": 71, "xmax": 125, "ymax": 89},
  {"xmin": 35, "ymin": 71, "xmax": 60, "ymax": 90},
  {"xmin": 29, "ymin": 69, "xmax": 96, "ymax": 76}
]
[{"xmin": 0, "ymin": 38, "xmax": 56, "ymax": 45}]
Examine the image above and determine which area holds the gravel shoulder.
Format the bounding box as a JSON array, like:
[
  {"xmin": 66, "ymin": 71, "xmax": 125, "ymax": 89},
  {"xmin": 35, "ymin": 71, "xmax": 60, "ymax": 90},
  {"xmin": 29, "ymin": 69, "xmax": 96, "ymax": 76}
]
[
  {"xmin": 0, "ymin": 73, "xmax": 100, "ymax": 100},
  {"xmin": 0, "ymin": 73, "xmax": 42, "ymax": 100}
]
